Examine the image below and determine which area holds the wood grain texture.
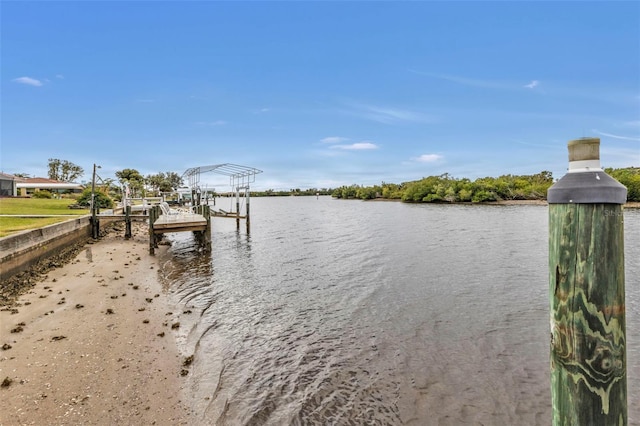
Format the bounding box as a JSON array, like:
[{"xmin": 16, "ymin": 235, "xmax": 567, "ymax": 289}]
[{"xmin": 549, "ymin": 203, "xmax": 626, "ymax": 425}]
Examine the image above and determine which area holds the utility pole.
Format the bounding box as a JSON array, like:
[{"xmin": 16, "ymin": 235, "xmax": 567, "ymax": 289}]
[{"xmin": 91, "ymin": 163, "xmax": 101, "ymax": 239}]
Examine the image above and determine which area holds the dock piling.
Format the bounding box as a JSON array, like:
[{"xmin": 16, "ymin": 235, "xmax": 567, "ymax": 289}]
[
  {"xmin": 125, "ymin": 205, "xmax": 132, "ymax": 239},
  {"xmin": 548, "ymin": 138, "xmax": 627, "ymax": 424}
]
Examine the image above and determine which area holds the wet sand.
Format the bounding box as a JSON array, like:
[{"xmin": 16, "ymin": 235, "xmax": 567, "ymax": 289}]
[{"xmin": 0, "ymin": 223, "xmax": 191, "ymax": 425}]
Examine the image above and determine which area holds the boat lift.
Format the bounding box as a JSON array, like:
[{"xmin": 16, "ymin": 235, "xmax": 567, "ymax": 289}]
[{"xmin": 182, "ymin": 164, "xmax": 263, "ymax": 231}]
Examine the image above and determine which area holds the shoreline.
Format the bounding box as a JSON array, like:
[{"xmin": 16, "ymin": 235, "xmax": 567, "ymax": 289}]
[
  {"xmin": 0, "ymin": 223, "xmax": 191, "ymax": 425},
  {"xmin": 362, "ymin": 197, "xmax": 640, "ymax": 208}
]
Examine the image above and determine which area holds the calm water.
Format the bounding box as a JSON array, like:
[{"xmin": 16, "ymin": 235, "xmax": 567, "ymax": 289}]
[{"xmin": 158, "ymin": 197, "xmax": 640, "ymax": 425}]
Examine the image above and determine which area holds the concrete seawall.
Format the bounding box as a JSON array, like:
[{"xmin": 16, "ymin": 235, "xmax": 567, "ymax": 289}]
[{"xmin": 0, "ymin": 215, "xmax": 120, "ymax": 282}]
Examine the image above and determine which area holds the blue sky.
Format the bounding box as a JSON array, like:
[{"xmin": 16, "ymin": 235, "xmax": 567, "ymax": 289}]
[{"xmin": 2, "ymin": 1, "xmax": 639, "ymax": 191}]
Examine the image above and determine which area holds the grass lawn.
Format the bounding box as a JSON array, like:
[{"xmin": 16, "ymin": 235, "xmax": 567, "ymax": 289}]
[
  {"xmin": 0, "ymin": 217, "xmax": 78, "ymax": 238},
  {"xmin": 0, "ymin": 198, "xmax": 90, "ymax": 238},
  {"xmin": 0, "ymin": 198, "xmax": 89, "ymax": 215}
]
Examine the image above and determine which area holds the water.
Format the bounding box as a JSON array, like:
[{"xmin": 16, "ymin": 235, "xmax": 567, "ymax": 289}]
[{"xmin": 158, "ymin": 197, "xmax": 640, "ymax": 425}]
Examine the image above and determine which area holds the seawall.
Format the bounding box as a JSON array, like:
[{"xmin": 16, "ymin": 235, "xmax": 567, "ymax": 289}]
[{"xmin": 0, "ymin": 215, "xmax": 121, "ymax": 282}]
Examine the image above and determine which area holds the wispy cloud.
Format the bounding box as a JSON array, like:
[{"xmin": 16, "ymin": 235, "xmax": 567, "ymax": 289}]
[
  {"xmin": 412, "ymin": 154, "xmax": 443, "ymax": 163},
  {"xmin": 592, "ymin": 129, "xmax": 640, "ymax": 141},
  {"xmin": 409, "ymin": 70, "xmax": 510, "ymax": 90},
  {"xmin": 330, "ymin": 142, "xmax": 378, "ymax": 150},
  {"xmin": 135, "ymin": 99, "xmax": 156, "ymax": 103},
  {"xmin": 344, "ymin": 101, "xmax": 435, "ymax": 125},
  {"xmin": 55, "ymin": 74, "xmax": 64, "ymax": 79},
  {"xmin": 13, "ymin": 76, "xmax": 43, "ymax": 87},
  {"xmin": 411, "ymin": 70, "xmax": 542, "ymax": 92},
  {"xmin": 195, "ymin": 120, "xmax": 227, "ymax": 126},
  {"xmin": 321, "ymin": 136, "xmax": 348, "ymax": 144}
]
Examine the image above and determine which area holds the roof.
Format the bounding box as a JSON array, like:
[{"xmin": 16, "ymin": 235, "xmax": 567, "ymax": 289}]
[
  {"xmin": 17, "ymin": 183, "xmax": 84, "ymax": 189},
  {"xmin": 15, "ymin": 177, "xmax": 83, "ymax": 190},
  {"xmin": 23, "ymin": 177, "xmax": 65, "ymax": 184},
  {"xmin": 0, "ymin": 172, "xmax": 18, "ymax": 180}
]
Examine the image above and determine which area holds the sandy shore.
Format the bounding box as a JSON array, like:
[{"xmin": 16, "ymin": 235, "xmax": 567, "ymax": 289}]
[{"xmin": 0, "ymin": 223, "xmax": 192, "ymax": 425}]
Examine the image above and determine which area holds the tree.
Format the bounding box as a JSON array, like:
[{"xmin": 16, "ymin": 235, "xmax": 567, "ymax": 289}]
[
  {"xmin": 146, "ymin": 171, "xmax": 184, "ymax": 195},
  {"xmin": 165, "ymin": 172, "xmax": 183, "ymax": 191},
  {"xmin": 48, "ymin": 158, "xmax": 84, "ymax": 182},
  {"xmin": 115, "ymin": 168, "xmax": 145, "ymax": 197},
  {"xmin": 606, "ymin": 167, "xmax": 640, "ymax": 202}
]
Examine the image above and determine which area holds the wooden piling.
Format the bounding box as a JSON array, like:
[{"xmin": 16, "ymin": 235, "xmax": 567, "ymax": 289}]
[
  {"xmin": 149, "ymin": 205, "xmax": 158, "ymax": 255},
  {"xmin": 236, "ymin": 188, "xmax": 241, "ymax": 230},
  {"xmin": 125, "ymin": 205, "xmax": 132, "ymax": 239},
  {"xmin": 548, "ymin": 138, "xmax": 627, "ymax": 425},
  {"xmin": 246, "ymin": 188, "xmax": 250, "ymax": 233},
  {"xmin": 203, "ymin": 205, "xmax": 211, "ymax": 251}
]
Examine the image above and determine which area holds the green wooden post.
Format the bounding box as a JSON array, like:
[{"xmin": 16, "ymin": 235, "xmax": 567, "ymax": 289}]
[{"xmin": 548, "ymin": 138, "xmax": 627, "ymax": 425}]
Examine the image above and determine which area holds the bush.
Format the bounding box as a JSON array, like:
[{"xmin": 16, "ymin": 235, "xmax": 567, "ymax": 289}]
[
  {"xmin": 32, "ymin": 190, "xmax": 53, "ymax": 199},
  {"xmin": 76, "ymin": 188, "xmax": 114, "ymax": 209}
]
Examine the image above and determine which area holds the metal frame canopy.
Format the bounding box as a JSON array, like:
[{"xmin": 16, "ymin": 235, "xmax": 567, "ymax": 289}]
[{"xmin": 182, "ymin": 163, "xmax": 263, "ymax": 191}]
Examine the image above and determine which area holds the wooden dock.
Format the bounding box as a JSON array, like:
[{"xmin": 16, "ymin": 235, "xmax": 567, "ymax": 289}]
[
  {"xmin": 148, "ymin": 205, "xmax": 211, "ymax": 254},
  {"xmin": 153, "ymin": 213, "xmax": 208, "ymax": 233}
]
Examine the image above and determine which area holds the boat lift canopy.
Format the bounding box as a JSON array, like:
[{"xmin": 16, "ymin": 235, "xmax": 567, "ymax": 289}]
[
  {"xmin": 181, "ymin": 163, "xmax": 262, "ymax": 229},
  {"xmin": 182, "ymin": 163, "xmax": 263, "ymax": 191}
]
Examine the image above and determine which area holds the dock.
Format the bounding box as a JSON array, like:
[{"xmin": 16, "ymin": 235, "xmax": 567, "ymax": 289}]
[{"xmin": 148, "ymin": 204, "xmax": 211, "ymax": 254}]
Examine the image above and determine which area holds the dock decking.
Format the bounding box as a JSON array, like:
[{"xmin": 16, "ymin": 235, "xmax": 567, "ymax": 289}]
[
  {"xmin": 153, "ymin": 213, "xmax": 208, "ymax": 233},
  {"xmin": 148, "ymin": 205, "xmax": 211, "ymax": 254}
]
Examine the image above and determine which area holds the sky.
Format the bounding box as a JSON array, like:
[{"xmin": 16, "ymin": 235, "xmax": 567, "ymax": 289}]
[{"xmin": 1, "ymin": 1, "xmax": 639, "ymax": 191}]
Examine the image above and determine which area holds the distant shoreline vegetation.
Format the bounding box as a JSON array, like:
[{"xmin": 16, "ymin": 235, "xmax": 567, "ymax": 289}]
[
  {"xmin": 327, "ymin": 167, "xmax": 640, "ymax": 203},
  {"xmin": 247, "ymin": 167, "xmax": 639, "ymax": 203}
]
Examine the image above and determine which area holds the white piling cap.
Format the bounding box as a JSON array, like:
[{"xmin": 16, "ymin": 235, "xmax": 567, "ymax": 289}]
[{"xmin": 567, "ymin": 137, "xmax": 602, "ymax": 172}]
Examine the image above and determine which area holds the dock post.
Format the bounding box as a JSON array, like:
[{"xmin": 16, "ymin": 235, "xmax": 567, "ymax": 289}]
[
  {"xmin": 203, "ymin": 205, "xmax": 211, "ymax": 251},
  {"xmin": 246, "ymin": 187, "xmax": 250, "ymax": 233},
  {"xmin": 149, "ymin": 205, "xmax": 158, "ymax": 255},
  {"xmin": 548, "ymin": 138, "xmax": 627, "ymax": 425},
  {"xmin": 236, "ymin": 186, "xmax": 240, "ymax": 230},
  {"xmin": 125, "ymin": 205, "xmax": 132, "ymax": 239}
]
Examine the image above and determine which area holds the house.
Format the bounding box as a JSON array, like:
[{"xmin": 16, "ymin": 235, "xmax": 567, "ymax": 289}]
[
  {"xmin": 0, "ymin": 172, "xmax": 19, "ymax": 197},
  {"xmin": 16, "ymin": 177, "xmax": 84, "ymax": 196}
]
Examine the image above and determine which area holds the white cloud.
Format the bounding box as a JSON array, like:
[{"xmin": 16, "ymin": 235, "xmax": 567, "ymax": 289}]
[
  {"xmin": 524, "ymin": 80, "xmax": 539, "ymax": 89},
  {"xmin": 592, "ymin": 129, "xmax": 640, "ymax": 141},
  {"xmin": 136, "ymin": 99, "xmax": 156, "ymax": 103},
  {"xmin": 320, "ymin": 136, "xmax": 348, "ymax": 144},
  {"xmin": 13, "ymin": 76, "xmax": 43, "ymax": 87},
  {"xmin": 413, "ymin": 154, "xmax": 443, "ymax": 163},
  {"xmin": 56, "ymin": 74, "xmax": 64, "ymax": 79},
  {"xmin": 330, "ymin": 142, "xmax": 378, "ymax": 150}
]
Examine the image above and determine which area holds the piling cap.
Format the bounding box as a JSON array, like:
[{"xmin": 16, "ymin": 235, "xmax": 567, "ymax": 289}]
[
  {"xmin": 548, "ymin": 137, "xmax": 627, "ymax": 204},
  {"xmin": 567, "ymin": 138, "xmax": 602, "ymax": 172}
]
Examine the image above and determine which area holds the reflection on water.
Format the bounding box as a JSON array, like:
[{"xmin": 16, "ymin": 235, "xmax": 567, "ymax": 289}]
[{"xmin": 157, "ymin": 197, "xmax": 640, "ymax": 425}]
